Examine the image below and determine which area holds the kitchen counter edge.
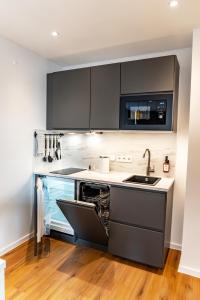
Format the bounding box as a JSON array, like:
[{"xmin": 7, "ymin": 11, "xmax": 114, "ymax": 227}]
[{"xmin": 33, "ymin": 171, "xmax": 174, "ymax": 192}]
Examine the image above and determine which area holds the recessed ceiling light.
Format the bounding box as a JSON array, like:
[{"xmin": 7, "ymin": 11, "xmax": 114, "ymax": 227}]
[
  {"xmin": 51, "ymin": 31, "xmax": 60, "ymax": 37},
  {"xmin": 169, "ymin": 0, "xmax": 179, "ymax": 7}
]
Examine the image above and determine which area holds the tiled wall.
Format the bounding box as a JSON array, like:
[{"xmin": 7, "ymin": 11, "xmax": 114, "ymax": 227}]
[{"xmin": 34, "ymin": 131, "xmax": 176, "ymax": 178}]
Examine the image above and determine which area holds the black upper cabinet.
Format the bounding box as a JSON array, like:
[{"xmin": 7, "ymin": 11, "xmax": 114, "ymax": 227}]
[
  {"xmin": 46, "ymin": 55, "xmax": 179, "ymax": 131},
  {"xmin": 121, "ymin": 55, "xmax": 178, "ymax": 94},
  {"xmin": 90, "ymin": 64, "xmax": 120, "ymax": 129},
  {"xmin": 47, "ymin": 68, "xmax": 90, "ymax": 130}
]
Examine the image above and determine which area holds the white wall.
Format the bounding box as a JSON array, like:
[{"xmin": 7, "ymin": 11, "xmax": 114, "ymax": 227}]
[
  {"xmin": 35, "ymin": 47, "xmax": 192, "ymax": 250},
  {"xmin": 171, "ymin": 49, "xmax": 191, "ymax": 249},
  {"xmin": 0, "ymin": 36, "xmax": 57, "ymax": 255},
  {"xmin": 179, "ymin": 29, "xmax": 200, "ymax": 278}
]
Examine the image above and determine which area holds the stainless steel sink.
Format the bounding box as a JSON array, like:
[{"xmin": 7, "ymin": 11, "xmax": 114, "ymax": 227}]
[{"xmin": 123, "ymin": 175, "xmax": 161, "ymax": 186}]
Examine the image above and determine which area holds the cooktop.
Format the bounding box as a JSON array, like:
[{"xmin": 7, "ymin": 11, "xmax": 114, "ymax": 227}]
[{"xmin": 50, "ymin": 168, "xmax": 86, "ymax": 176}]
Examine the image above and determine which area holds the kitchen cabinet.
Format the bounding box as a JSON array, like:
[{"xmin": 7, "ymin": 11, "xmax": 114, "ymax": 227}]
[
  {"xmin": 90, "ymin": 64, "xmax": 120, "ymax": 129},
  {"xmin": 109, "ymin": 221, "xmax": 164, "ymax": 267},
  {"xmin": 108, "ymin": 185, "xmax": 173, "ymax": 268},
  {"xmin": 47, "ymin": 68, "xmax": 90, "ymax": 130},
  {"xmin": 35, "ymin": 173, "xmax": 174, "ymax": 268},
  {"xmin": 121, "ymin": 55, "xmax": 179, "ymax": 94},
  {"xmin": 110, "ymin": 187, "xmax": 166, "ymax": 231},
  {"xmin": 46, "ymin": 55, "xmax": 179, "ymax": 131}
]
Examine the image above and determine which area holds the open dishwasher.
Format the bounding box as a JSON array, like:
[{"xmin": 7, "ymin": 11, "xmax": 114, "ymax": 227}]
[{"xmin": 57, "ymin": 182, "xmax": 110, "ymax": 246}]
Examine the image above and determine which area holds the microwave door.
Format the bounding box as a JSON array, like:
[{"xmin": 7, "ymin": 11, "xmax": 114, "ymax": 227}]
[
  {"xmin": 56, "ymin": 200, "xmax": 108, "ymax": 245},
  {"xmin": 120, "ymin": 93, "xmax": 173, "ymax": 130}
]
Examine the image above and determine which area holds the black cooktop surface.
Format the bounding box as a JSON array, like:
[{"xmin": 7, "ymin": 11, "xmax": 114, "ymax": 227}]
[{"xmin": 50, "ymin": 168, "xmax": 86, "ymax": 176}]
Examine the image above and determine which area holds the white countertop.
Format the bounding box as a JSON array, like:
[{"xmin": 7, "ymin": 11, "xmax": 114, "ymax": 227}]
[{"xmin": 34, "ymin": 169, "xmax": 174, "ymax": 192}]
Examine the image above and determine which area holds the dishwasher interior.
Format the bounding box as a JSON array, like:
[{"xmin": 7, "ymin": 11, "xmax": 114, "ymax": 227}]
[{"xmin": 79, "ymin": 182, "xmax": 110, "ymax": 236}]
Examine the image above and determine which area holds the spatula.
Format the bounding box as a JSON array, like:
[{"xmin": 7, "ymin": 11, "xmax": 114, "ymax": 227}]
[
  {"xmin": 48, "ymin": 135, "xmax": 53, "ymax": 163},
  {"xmin": 43, "ymin": 135, "xmax": 47, "ymax": 162}
]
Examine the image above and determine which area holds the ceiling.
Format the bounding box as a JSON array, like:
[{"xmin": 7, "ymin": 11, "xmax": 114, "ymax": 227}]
[{"xmin": 0, "ymin": 0, "xmax": 199, "ymax": 66}]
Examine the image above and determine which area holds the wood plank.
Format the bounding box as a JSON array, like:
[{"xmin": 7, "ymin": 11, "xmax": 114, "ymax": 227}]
[{"xmin": 1, "ymin": 238, "xmax": 200, "ymax": 300}]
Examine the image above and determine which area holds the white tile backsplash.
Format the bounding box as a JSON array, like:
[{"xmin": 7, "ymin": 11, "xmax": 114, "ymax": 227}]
[{"xmin": 34, "ymin": 131, "xmax": 176, "ymax": 178}]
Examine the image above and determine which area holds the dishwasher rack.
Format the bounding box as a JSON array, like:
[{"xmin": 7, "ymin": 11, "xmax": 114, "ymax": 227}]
[{"xmin": 79, "ymin": 182, "xmax": 110, "ymax": 235}]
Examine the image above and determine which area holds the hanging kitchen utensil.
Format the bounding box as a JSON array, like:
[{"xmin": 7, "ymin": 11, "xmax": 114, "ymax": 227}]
[
  {"xmin": 48, "ymin": 135, "xmax": 53, "ymax": 163},
  {"xmin": 57, "ymin": 137, "xmax": 62, "ymax": 160},
  {"xmin": 43, "ymin": 135, "xmax": 47, "ymax": 162},
  {"xmin": 34, "ymin": 132, "xmax": 43, "ymax": 157},
  {"xmin": 51, "ymin": 135, "xmax": 54, "ymax": 161},
  {"xmin": 52, "ymin": 135, "xmax": 56, "ymax": 160},
  {"xmin": 55, "ymin": 135, "xmax": 59, "ymax": 160}
]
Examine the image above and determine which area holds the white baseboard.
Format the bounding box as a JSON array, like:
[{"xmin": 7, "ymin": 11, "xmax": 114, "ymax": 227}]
[
  {"xmin": 0, "ymin": 232, "xmax": 34, "ymax": 257},
  {"xmin": 179, "ymin": 265, "xmax": 200, "ymax": 279},
  {"xmin": 170, "ymin": 242, "xmax": 182, "ymax": 251}
]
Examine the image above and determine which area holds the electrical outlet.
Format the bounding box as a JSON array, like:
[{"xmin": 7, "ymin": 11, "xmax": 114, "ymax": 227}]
[
  {"xmin": 108, "ymin": 154, "xmax": 115, "ymax": 161},
  {"xmin": 126, "ymin": 154, "xmax": 133, "ymax": 162},
  {"xmin": 116, "ymin": 153, "xmax": 133, "ymax": 163}
]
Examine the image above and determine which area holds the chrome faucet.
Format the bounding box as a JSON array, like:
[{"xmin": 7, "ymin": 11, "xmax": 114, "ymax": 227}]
[{"xmin": 143, "ymin": 148, "xmax": 155, "ymax": 176}]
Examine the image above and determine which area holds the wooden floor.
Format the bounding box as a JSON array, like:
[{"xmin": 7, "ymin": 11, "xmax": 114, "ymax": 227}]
[{"xmin": 2, "ymin": 238, "xmax": 200, "ymax": 300}]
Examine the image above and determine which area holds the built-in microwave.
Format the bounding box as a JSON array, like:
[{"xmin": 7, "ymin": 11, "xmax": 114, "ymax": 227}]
[{"xmin": 119, "ymin": 93, "xmax": 173, "ymax": 131}]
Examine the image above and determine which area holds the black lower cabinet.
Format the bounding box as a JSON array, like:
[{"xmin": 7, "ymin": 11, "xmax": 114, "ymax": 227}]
[
  {"xmin": 108, "ymin": 185, "xmax": 173, "ymax": 268},
  {"xmin": 109, "ymin": 187, "xmax": 166, "ymax": 231},
  {"xmin": 108, "ymin": 221, "xmax": 164, "ymax": 268},
  {"xmin": 53, "ymin": 181, "xmax": 173, "ymax": 269}
]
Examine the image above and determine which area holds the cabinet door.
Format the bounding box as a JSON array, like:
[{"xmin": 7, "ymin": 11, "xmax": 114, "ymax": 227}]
[
  {"xmin": 121, "ymin": 56, "xmax": 175, "ymax": 94},
  {"xmin": 47, "ymin": 68, "xmax": 90, "ymax": 130},
  {"xmin": 108, "ymin": 221, "xmax": 164, "ymax": 268},
  {"xmin": 110, "ymin": 186, "xmax": 166, "ymax": 231},
  {"xmin": 90, "ymin": 64, "xmax": 120, "ymax": 129}
]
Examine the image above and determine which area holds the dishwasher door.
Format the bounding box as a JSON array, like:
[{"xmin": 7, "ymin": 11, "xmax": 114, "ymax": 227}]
[{"xmin": 57, "ymin": 199, "xmax": 108, "ymax": 245}]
